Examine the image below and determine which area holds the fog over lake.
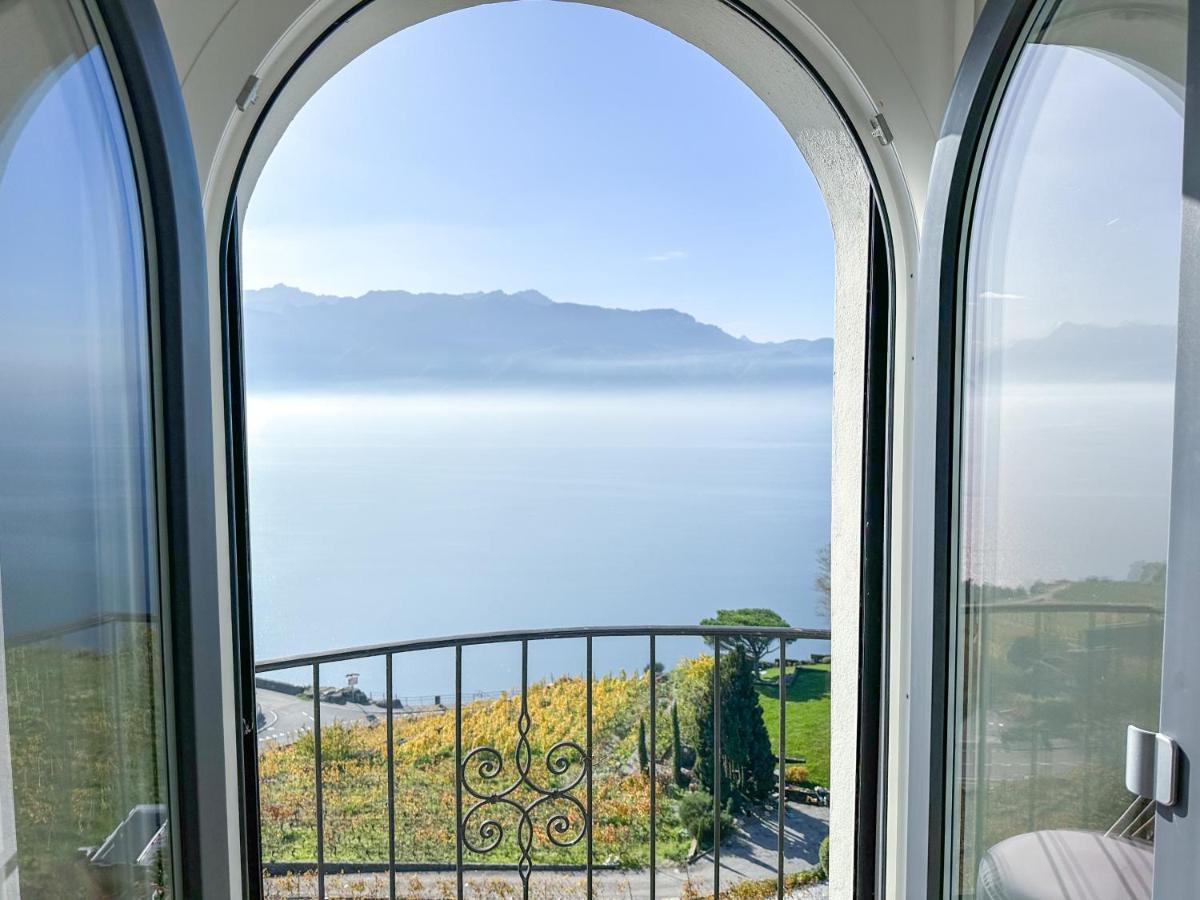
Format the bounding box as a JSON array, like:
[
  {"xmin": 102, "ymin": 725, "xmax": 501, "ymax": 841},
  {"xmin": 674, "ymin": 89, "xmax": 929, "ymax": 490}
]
[
  {"xmin": 248, "ymin": 388, "xmax": 832, "ymax": 697},
  {"xmin": 242, "ymin": 284, "xmax": 1178, "ymax": 698},
  {"xmin": 960, "ymin": 381, "xmax": 1176, "ymax": 588}
]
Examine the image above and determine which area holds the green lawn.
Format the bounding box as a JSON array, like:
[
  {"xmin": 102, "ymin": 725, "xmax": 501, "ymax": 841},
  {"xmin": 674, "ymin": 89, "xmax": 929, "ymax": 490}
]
[{"xmin": 756, "ymin": 663, "xmax": 831, "ymax": 787}]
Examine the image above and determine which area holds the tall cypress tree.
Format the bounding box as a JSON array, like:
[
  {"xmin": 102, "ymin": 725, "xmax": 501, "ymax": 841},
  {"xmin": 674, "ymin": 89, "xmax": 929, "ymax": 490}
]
[
  {"xmin": 637, "ymin": 717, "xmax": 649, "ymax": 773},
  {"xmin": 696, "ymin": 645, "xmax": 775, "ymax": 805},
  {"xmin": 671, "ymin": 702, "xmax": 685, "ymax": 787}
]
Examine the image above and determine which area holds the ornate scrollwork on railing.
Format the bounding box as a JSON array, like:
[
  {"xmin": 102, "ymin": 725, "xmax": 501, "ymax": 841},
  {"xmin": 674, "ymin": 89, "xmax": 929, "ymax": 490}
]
[{"xmin": 460, "ymin": 700, "xmax": 590, "ymax": 891}]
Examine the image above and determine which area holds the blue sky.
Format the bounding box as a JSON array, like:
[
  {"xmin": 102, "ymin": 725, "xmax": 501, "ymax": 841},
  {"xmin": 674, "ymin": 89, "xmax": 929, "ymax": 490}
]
[
  {"xmin": 967, "ymin": 43, "xmax": 1183, "ymax": 342},
  {"xmin": 243, "ymin": 1, "xmax": 834, "ymax": 343}
]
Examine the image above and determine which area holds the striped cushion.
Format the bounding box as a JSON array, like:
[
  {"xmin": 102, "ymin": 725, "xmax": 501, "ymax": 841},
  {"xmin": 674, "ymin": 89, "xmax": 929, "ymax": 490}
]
[{"xmin": 977, "ymin": 830, "xmax": 1152, "ymax": 900}]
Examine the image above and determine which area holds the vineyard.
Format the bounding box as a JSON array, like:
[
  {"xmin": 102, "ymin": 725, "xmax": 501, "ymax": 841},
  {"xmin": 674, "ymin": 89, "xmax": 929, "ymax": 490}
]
[
  {"xmin": 258, "ymin": 656, "xmax": 831, "ymax": 869},
  {"xmin": 259, "ymin": 670, "xmax": 691, "ymax": 867}
]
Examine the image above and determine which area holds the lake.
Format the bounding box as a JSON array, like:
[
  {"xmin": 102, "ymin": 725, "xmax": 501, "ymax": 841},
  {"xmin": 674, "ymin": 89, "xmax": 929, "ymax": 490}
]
[
  {"xmin": 247, "ymin": 388, "xmax": 832, "ymax": 697},
  {"xmin": 959, "ymin": 381, "xmax": 1176, "ymax": 588}
]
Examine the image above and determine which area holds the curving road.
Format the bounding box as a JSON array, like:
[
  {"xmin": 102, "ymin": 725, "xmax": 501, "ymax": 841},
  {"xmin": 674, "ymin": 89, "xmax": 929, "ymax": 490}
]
[{"xmin": 256, "ymin": 688, "xmax": 389, "ymax": 746}]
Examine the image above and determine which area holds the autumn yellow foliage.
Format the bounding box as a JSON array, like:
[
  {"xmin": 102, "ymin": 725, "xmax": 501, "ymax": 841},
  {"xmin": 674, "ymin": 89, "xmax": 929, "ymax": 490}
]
[{"xmin": 258, "ymin": 673, "xmax": 693, "ymax": 867}]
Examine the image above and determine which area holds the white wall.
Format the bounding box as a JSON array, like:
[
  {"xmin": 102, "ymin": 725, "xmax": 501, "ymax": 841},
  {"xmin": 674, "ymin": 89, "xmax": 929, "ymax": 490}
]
[{"xmin": 154, "ymin": 0, "xmax": 981, "ymax": 223}]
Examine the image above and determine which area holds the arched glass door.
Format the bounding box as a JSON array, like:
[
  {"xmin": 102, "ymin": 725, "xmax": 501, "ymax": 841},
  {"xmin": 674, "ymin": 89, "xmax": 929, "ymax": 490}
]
[
  {"xmin": 923, "ymin": 0, "xmax": 1196, "ymax": 896},
  {"xmin": 0, "ymin": 0, "xmax": 219, "ymax": 893}
]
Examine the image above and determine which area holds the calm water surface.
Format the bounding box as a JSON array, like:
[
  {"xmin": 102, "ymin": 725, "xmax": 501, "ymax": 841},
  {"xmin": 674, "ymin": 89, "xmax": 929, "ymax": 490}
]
[{"xmin": 248, "ymin": 389, "xmax": 832, "ymax": 695}]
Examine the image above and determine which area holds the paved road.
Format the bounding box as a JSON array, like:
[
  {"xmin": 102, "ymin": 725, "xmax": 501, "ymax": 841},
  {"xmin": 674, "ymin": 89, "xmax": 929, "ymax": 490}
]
[
  {"xmin": 263, "ymin": 802, "xmax": 830, "ymax": 899},
  {"xmin": 692, "ymin": 800, "xmax": 829, "ymax": 881},
  {"xmin": 257, "ymin": 689, "xmax": 390, "ymax": 745}
]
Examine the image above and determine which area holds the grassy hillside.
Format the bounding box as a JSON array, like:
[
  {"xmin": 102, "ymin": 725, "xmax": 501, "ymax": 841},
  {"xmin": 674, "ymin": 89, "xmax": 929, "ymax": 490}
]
[{"xmin": 756, "ymin": 664, "xmax": 831, "ymax": 788}]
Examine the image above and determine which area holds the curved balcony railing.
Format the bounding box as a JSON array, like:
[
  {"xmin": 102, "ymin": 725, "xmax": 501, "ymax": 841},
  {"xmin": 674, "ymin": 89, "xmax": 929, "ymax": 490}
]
[{"xmin": 255, "ymin": 624, "xmax": 831, "ymax": 900}]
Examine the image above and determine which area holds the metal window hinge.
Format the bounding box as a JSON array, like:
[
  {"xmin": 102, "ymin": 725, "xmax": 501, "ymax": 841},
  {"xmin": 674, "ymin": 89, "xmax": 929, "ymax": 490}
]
[
  {"xmin": 1126, "ymin": 725, "xmax": 1179, "ymax": 806},
  {"xmin": 869, "ymin": 113, "xmax": 893, "ymax": 146},
  {"xmin": 236, "ymin": 75, "xmax": 261, "ymax": 112}
]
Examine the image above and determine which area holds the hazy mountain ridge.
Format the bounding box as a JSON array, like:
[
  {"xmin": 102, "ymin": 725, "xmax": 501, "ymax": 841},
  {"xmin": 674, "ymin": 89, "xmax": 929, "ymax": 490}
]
[
  {"xmin": 995, "ymin": 322, "xmax": 1176, "ymax": 382},
  {"xmin": 242, "ymin": 288, "xmax": 1177, "ymax": 388},
  {"xmin": 243, "ymin": 285, "xmax": 834, "ymax": 388}
]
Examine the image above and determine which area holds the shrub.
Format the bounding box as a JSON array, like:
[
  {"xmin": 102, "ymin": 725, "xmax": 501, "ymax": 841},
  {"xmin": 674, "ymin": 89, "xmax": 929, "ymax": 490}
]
[
  {"xmin": 784, "ymin": 764, "xmax": 809, "ymax": 785},
  {"xmin": 677, "ymin": 790, "xmax": 732, "ymax": 850},
  {"xmin": 817, "ymin": 836, "xmax": 830, "ymax": 878},
  {"xmin": 681, "ymin": 869, "xmax": 824, "ymax": 899},
  {"xmin": 669, "ymin": 655, "xmax": 712, "ymax": 751},
  {"xmin": 671, "ymin": 703, "xmax": 686, "ymax": 787}
]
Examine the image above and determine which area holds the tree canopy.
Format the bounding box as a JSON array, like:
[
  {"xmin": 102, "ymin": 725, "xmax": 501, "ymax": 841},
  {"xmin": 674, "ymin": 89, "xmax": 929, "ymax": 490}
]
[{"xmin": 700, "ymin": 608, "xmax": 793, "ymax": 667}]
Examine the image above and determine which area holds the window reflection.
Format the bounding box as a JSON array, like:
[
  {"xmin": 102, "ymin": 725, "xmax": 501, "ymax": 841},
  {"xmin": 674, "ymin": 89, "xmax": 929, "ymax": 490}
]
[
  {"xmin": 0, "ymin": 2, "xmax": 171, "ymax": 896},
  {"xmin": 949, "ymin": 2, "xmax": 1185, "ymax": 896}
]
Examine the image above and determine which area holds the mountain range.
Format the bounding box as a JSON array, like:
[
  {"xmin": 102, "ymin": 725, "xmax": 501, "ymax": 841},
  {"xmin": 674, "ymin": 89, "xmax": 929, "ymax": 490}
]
[
  {"xmin": 994, "ymin": 321, "xmax": 1176, "ymax": 383},
  {"xmin": 242, "ymin": 285, "xmax": 834, "ymax": 388},
  {"xmin": 241, "ymin": 286, "xmax": 1178, "ymax": 389}
]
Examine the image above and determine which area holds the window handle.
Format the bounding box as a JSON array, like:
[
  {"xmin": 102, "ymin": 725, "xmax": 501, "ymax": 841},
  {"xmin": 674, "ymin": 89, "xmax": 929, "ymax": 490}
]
[{"xmin": 1126, "ymin": 725, "xmax": 1179, "ymax": 807}]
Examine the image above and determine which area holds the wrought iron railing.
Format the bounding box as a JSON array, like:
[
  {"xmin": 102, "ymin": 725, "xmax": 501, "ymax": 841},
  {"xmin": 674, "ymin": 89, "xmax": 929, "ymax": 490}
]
[{"xmin": 255, "ymin": 624, "xmax": 830, "ymax": 900}]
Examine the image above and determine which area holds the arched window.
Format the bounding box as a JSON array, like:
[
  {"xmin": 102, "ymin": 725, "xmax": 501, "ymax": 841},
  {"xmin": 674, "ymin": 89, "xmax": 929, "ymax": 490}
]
[{"xmin": 227, "ymin": 3, "xmax": 885, "ymax": 897}]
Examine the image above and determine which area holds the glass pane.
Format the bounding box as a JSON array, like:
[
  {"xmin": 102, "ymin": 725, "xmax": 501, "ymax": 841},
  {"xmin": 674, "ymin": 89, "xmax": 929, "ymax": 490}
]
[
  {"xmin": 242, "ymin": 4, "xmax": 842, "ymax": 895},
  {"xmin": 947, "ymin": 1, "xmax": 1186, "ymax": 895},
  {"xmin": 0, "ymin": 2, "xmax": 171, "ymax": 897}
]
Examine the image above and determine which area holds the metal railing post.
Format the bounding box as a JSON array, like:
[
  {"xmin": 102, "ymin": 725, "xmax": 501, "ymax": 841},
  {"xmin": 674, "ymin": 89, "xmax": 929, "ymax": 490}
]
[
  {"xmin": 778, "ymin": 639, "xmax": 787, "ymax": 900},
  {"xmin": 713, "ymin": 638, "xmax": 721, "ymax": 897},
  {"xmin": 386, "ymin": 652, "xmax": 396, "ymax": 900},
  {"xmin": 520, "ymin": 640, "xmax": 530, "ymax": 900},
  {"xmin": 649, "ymin": 635, "xmax": 657, "ymax": 899},
  {"xmin": 586, "ymin": 636, "xmax": 594, "ymax": 900},
  {"xmin": 313, "ymin": 662, "xmax": 325, "ymax": 899},
  {"xmin": 455, "ymin": 644, "xmax": 464, "ymax": 899}
]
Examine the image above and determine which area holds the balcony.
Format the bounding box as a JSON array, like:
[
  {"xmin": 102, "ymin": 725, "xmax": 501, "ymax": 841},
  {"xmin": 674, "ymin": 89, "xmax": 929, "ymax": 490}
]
[{"xmin": 254, "ymin": 625, "xmax": 832, "ymax": 899}]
